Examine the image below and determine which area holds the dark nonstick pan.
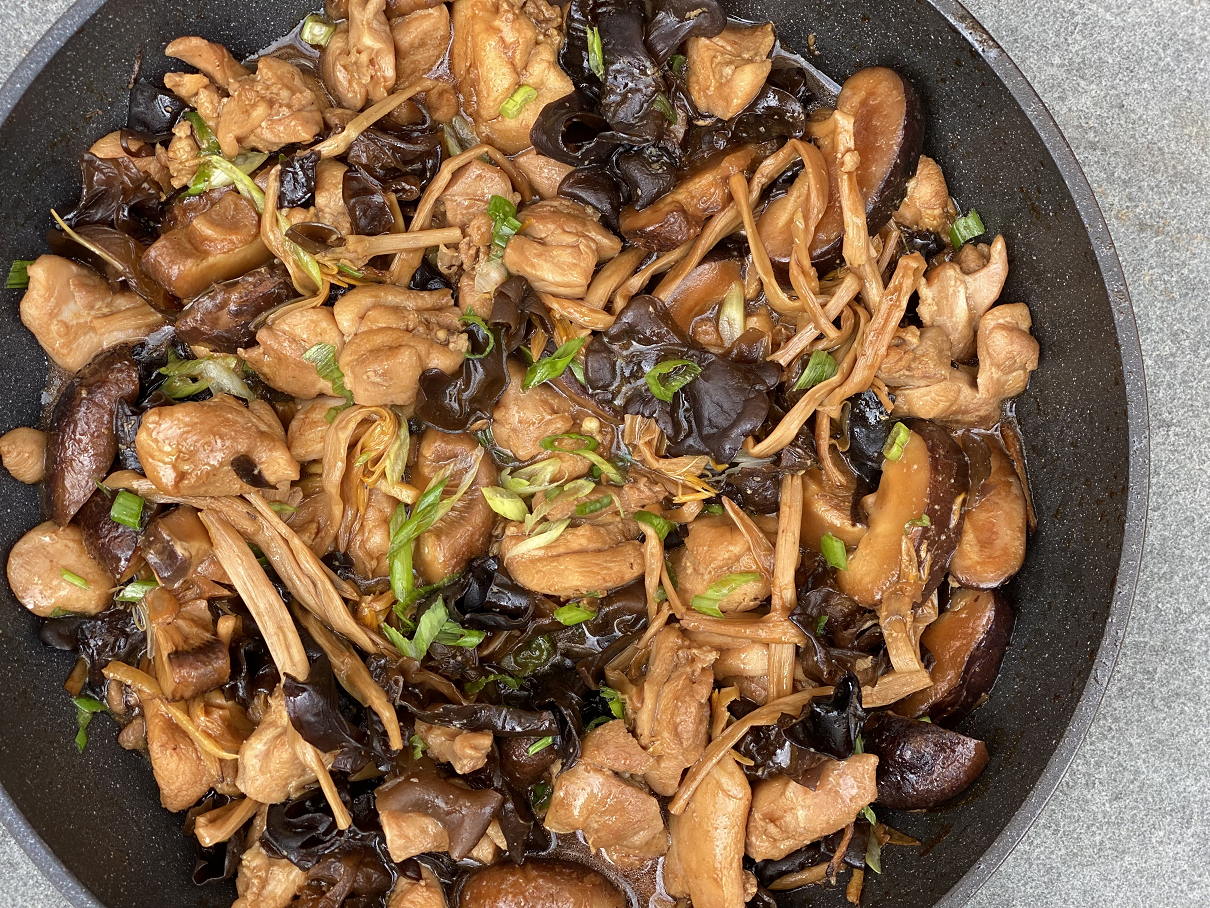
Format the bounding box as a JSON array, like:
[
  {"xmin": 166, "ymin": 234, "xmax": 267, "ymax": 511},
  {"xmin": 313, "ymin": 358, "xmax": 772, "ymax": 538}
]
[{"xmin": 0, "ymin": 0, "xmax": 1147, "ymax": 906}]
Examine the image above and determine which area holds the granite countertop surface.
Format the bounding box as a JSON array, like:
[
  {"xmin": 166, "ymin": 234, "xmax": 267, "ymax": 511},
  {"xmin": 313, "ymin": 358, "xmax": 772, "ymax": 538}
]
[{"xmin": 0, "ymin": 0, "xmax": 1206, "ymax": 905}]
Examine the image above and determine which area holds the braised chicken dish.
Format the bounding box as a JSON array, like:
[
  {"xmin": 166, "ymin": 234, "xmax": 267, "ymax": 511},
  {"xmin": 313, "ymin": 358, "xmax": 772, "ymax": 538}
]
[{"xmin": 1, "ymin": 1, "xmax": 1038, "ymax": 905}]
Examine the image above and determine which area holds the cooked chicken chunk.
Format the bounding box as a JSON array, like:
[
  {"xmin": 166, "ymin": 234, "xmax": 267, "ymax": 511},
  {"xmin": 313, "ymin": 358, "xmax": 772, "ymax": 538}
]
[
  {"xmin": 0, "ymin": 427, "xmax": 46, "ymax": 484},
  {"xmin": 414, "ymin": 720, "xmax": 494, "ymax": 774},
  {"xmin": 686, "ymin": 23, "xmax": 775, "ymax": 120},
  {"xmin": 287, "ymin": 396, "xmax": 345, "ymax": 463},
  {"xmin": 322, "ymin": 0, "xmax": 397, "ymax": 111},
  {"xmin": 878, "ymin": 325, "xmax": 953, "ymax": 389},
  {"xmin": 668, "ymin": 515, "xmax": 771, "ymax": 613},
  {"xmin": 236, "ymin": 689, "xmax": 318, "ymax": 804},
  {"xmin": 894, "ymin": 155, "xmax": 957, "ymax": 234},
  {"xmin": 513, "ymin": 149, "xmax": 573, "ymax": 200},
  {"xmin": 916, "ymin": 235, "xmax": 1009, "ymax": 362},
  {"xmin": 19, "ymin": 255, "xmax": 163, "ymax": 373},
  {"xmin": 145, "ymin": 696, "xmax": 217, "ymax": 812},
  {"xmin": 665, "ymin": 754, "xmax": 751, "ymax": 908},
  {"xmin": 388, "ymin": 864, "xmax": 447, "ymax": 908},
  {"xmin": 313, "ymin": 159, "xmax": 354, "ymax": 235},
  {"xmin": 216, "ymin": 56, "xmax": 325, "ymax": 159},
  {"xmin": 411, "ymin": 430, "xmax": 498, "ymax": 584},
  {"xmin": 392, "ymin": 4, "xmax": 452, "ymax": 88},
  {"xmin": 491, "ymin": 360, "xmax": 591, "ymax": 481},
  {"xmin": 136, "ymin": 395, "xmax": 300, "ymax": 496},
  {"xmin": 348, "ymin": 487, "xmax": 396, "ymax": 579},
  {"xmin": 166, "ymin": 36, "xmax": 251, "ymax": 91},
  {"xmin": 233, "ymin": 841, "xmax": 306, "ymax": 908},
  {"xmin": 502, "ymin": 198, "xmax": 623, "ymax": 298},
  {"xmin": 143, "ymin": 191, "xmax": 272, "ymax": 300},
  {"xmin": 892, "ymin": 303, "xmax": 1040, "ymax": 428},
  {"xmin": 338, "ymin": 305, "xmax": 468, "ymax": 406},
  {"xmin": 631, "ymin": 625, "xmax": 718, "ymax": 795},
  {"xmin": 240, "ymin": 307, "xmax": 346, "ymax": 399},
  {"xmin": 500, "ymin": 519, "xmax": 645, "ymax": 598},
  {"xmin": 333, "ymin": 284, "xmax": 455, "ymax": 337},
  {"xmin": 6, "ymin": 521, "xmax": 113, "ymax": 617},
  {"xmin": 437, "ymin": 159, "xmax": 518, "ymax": 229},
  {"xmin": 745, "ymin": 754, "xmax": 879, "ymax": 861},
  {"xmin": 450, "ymin": 0, "xmax": 575, "ymax": 153}
]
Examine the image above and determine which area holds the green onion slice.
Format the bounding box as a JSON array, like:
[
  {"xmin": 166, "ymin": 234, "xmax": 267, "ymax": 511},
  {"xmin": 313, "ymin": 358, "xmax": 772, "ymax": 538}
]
[
  {"xmin": 6, "ymin": 259, "xmax": 33, "ymax": 290},
  {"xmin": 645, "ymin": 359, "xmax": 701, "ymax": 402},
  {"xmin": 73, "ymin": 695, "xmax": 106, "ymax": 753},
  {"xmin": 816, "ymin": 615, "xmax": 828, "ymax": 635},
  {"xmin": 553, "ymin": 602, "xmax": 597, "ymax": 625},
  {"xmin": 634, "ymin": 510, "xmax": 674, "ymax": 541},
  {"xmin": 499, "ymin": 84, "xmax": 538, "ymax": 119},
  {"xmin": 300, "ymin": 13, "xmax": 337, "ymax": 46},
  {"xmin": 459, "ymin": 313, "xmax": 495, "ymax": 359},
  {"xmin": 905, "ymin": 514, "xmax": 931, "ymax": 532},
  {"xmin": 185, "ymin": 111, "xmax": 221, "ymax": 156},
  {"xmin": 465, "ymin": 673, "xmax": 522, "ymax": 695},
  {"xmin": 690, "ymin": 572, "xmax": 762, "ymax": 617},
  {"xmin": 793, "ymin": 350, "xmax": 838, "ymax": 391},
  {"xmin": 600, "ymin": 685, "xmax": 625, "ymax": 719},
  {"xmin": 587, "ymin": 27, "xmax": 605, "ymax": 79},
  {"xmin": 949, "ymin": 208, "xmax": 985, "ymax": 249},
  {"xmin": 653, "ymin": 92, "xmax": 676, "ymax": 123},
  {"xmin": 527, "ymin": 736, "xmax": 555, "ymax": 755},
  {"xmin": 481, "ymin": 486, "xmax": 530, "ymax": 522},
  {"xmin": 409, "ymin": 733, "xmax": 427, "ymax": 759},
  {"xmin": 60, "ymin": 569, "xmax": 90, "ymax": 590},
  {"xmin": 303, "ymin": 343, "xmax": 354, "ymax": 405},
  {"xmin": 109, "ymin": 490, "xmax": 145, "ymax": 530},
  {"xmin": 116, "ymin": 579, "xmax": 159, "ymax": 603},
  {"xmin": 882, "ymin": 422, "xmax": 910, "ymax": 462},
  {"xmin": 524, "ymin": 336, "xmax": 586, "ymax": 390},
  {"xmin": 820, "ymin": 533, "xmax": 848, "ymax": 571},
  {"xmin": 575, "ymin": 494, "xmax": 612, "ymax": 517},
  {"xmin": 669, "ymin": 53, "xmax": 687, "ymax": 75},
  {"xmin": 509, "ymin": 519, "xmax": 571, "ymax": 557}
]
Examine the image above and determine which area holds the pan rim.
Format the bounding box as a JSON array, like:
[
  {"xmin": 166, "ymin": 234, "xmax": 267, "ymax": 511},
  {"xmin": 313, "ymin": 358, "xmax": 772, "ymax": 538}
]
[{"xmin": 0, "ymin": 1, "xmax": 1149, "ymax": 906}]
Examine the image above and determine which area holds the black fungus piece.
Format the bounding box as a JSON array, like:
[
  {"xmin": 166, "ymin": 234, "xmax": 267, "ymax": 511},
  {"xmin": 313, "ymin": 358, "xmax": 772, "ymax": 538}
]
[
  {"xmin": 559, "ymin": 0, "xmax": 605, "ymax": 101},
  {"xmin": 126, "ymin": 81, "xmax": 188, "ymax": 142},
  {"xmin": 729, "ymin": 85, "xmax": 807, "ymax": 144},
  {"xmin": 768, "ymin": 57, "xmax": 821, "ymax": 109},
  {"xmin": 558, "ymin": 165, "xmax": 623, "ymax": 231},
  {"xmin": 644, "ymin": 0, "xmax": 725, "ymax": 63},
  {"xmin": 613, "ymin": 146, "xmax": 677, "ymax": 210},
  {"xmin": 414, "ymin": 316, "xmax": 508, "ymax": 432},
  {"xmin": 902, "ymin": 224, "xmax": 946, "ymax": 260},
  {"xmin": 343, "ymin": 164, "xmax": 395, "ymax": 236},
  {"xmin": 582, "ymin": 295, "xmax": 780, "ymax": 462},
  {"xmin": 597, "ymin": 1, "xmax": 667, "ymax": 145},
  {"xmin": 718, "ymin": 440, "xmax": 817, "ymax": 514},
  {"xmin": 346, "ymin": 126, "xmax": 444, "ymax": 187},
  {"xmin": 844, "ymin": 390, "xmax": 893, "ymax": 488},
  {"xmin": 445, "ymin": 558, "xmax": 543, "ymax": 631},
  {"xmin": 530, "ymin": 92, "xmax": 626, "ymax": 166},
  {"xmin": 282, "ymin": 653, "xmax": 375, "ymax": 773},
  {"xmin": 278, "ymin": 150, "xmax": 320, "ymax": 209},
  {"xmin": 404, "ymin": 702, "xmax": 561, "ymax": 737},
  {"xmin": 186, "ymin": 796, "xmax": 247, "ymax": 885},
  {"xmin": 63, "ymin": 153, "xmax": 163, "ymax": 240},
  {"xmin": 41, "ymin": 606, "xmax": 147, "ymax": 695},
  {"xmin": 784, "ymin": 672, "xmax": 866, "ymax": 759}
]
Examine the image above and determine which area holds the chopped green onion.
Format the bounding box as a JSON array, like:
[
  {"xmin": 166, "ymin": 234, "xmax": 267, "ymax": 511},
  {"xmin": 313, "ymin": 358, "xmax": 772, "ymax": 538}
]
[
  {"xmin": 793, "ymin": 350, "xmax": 838, "ymax": 391},
  {"xmin": 6, "ymin": 259, "xmax": 33, "ymax": 290},
  {"xmin": 562, "ymin": 478, "xmax": 597, "ymax": 499},
  {"xmin": 300, "ymin": 13, "xmax": 337, "ymax": 46},
  {"xmin": 73, "ymin": 695, "xmax": 107, "ymax": 753},
  {"xmin": 499, "ymin": 84, "xmax": 538, "ymax": 119},
  {"xmin": 645, "ymin": 358, "xmax": 701, "ymax": 402},
  {"xmin": 861, "ymin": 805, "xmax": 878, "ymax": 826},
  {"xmin": 475, "ymin": 256, "xmax": 510, "ymax": 294},
  {"xmin": 865, "ymin": 825, "xmax": 882, "ymax": 874},
  {"xmin": 600, "ymin": 685, "xmax": 625, "ymax": 719},
  {"xmin": 481, "ymin": 486, "xmax": 530, "ymax": 522},
  {"xmin": 60, "ymin": 569, "xmax": 90, "ymax": 590},
  {"xmin": 510, "ymin": 633, "xmax": 554, "ymax": 676},
  {"xmin": 587, "ymin": 27, "xmax": 605, "ymax": 79},
  {"xmin": 532, "ymin": 780, "xmax": 553, "ymax": 810},
  {"xmin": 586, "ymin": 716, "xmax": 611, "ymax": 731},
  {"xmin": 820, "ymin": 533, "xmax": 848, "ymax": 571},
  {"xmin": 465, "ymin": 673, "xmax": 522, "ymax": 695},
  {"xmin": 541, "ymin": 433, "xmax": 597, "ymax": 453},
  {"xmin": 905, "ymin": 514, "xmax": 931, "ymax": 533},
  {"xmin": 410, "ymin": 733, "xmax": 427, "ymax": 760},
  {"xmin": 160, "ymin": 352, "xmax": 255, "ymax": 401},
  {"xmin": 509, "ymin": 518, "xmax": 571, "ymax": 557},
  {"xmin": 186, "ymin": 151, "xmax": 269, "ymax": 198},
  {"xmin": 386, "ymin": 598, "xmax": 453, "ymax": 662},
  {"xmin": 525, "ymin": 337, "xmax": 586, "ymax": 390},
  {"xmin": 669, "ymin": 53, "xmax": 687, "ymax": 75},
  {"xmin": 554, "ymin": 602, "xmax": 597, "ymax": 625},
  {"xmin": 816, "ymin": 615, "xmax": 828, "ymax": 635},
  {"xmin": 854, "ymin": 733, "xmax": 864, "ymax": 754},
  {"xmin": 949, "ymin": 208, "xmax": 985, "ymax": 249},
  {"xmin": 575, "ymin": 494, "xmax": 612, "ymax": 517},
  {"xmin": 882, "ymin": 422, "xmax": 911, "ymax": 462},
  {"xmin": 717, "ymin": 280, "xmax": 745, "ymax": 346},
  {"xmin": 690, "ymin": 572, "xmax": 762, "ymax": 617},
  {"xmin": 116, "ymin": 579, "xmax": 159, "ymax": 603},
  {"xmin": 459, "ymin": 313, "xmax": 495, "ymax": 359},
  {"xmin": 108, "ymin": 490, "xmax": 144, "ymax": 530},
  {"xmin": 185, "ymin": 111, "xmax": 221, "ymax": 156},
  {"xmin": 527, "ymin": 736, "xmax": 555, "ymax": 755},
  {"xmin": 653, "ymin": 92, "xmax": 676, "ymax": 123},
  {"xmin": 500, "ymin": 457, "xmax": 563, "ymax": 494},
  {"xmin": 488, "ymin": 195, "xmax": 517, "ymax": 222},
  {"xmin": 569, "ymin": 359, "xmax": 586, "ymax": 385},
  {"xmin": 665, "ymin": 555, "xmax": 679, "ymax": 589},
  {"xmin": 703, "ymin": 502, "xmax": 724, "ymax": 516},
  {"xmin": 303, "ymin": 343, "xmax": 354, "ymax": 405},
  {"xmin": 634, "ymin": 510, "xmax": 674, "ymax": 541},
  {"xmin": 268, "ymin": 501, "xmax": 297, "ymax": 515},
  {"xmin": 208, "ymin": 157, "xmax": 267, "ymax": 212},
  {"xmin": 920, "ymin": 716, "xmax": 932, "ymax": 723},
  {"xmin": 437, "ymin": 620, "xmax": 486, "ymax": 648}
]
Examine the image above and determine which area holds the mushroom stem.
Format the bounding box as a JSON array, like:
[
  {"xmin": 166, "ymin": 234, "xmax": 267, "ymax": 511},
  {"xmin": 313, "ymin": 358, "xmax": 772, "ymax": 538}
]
[
  {"xmin": 194, "ymin": 797, "xmax": 262, "ymax": 848},
  {"xmin": 286, "ymin": 719, "xmax": 353, "ymax": 829}
]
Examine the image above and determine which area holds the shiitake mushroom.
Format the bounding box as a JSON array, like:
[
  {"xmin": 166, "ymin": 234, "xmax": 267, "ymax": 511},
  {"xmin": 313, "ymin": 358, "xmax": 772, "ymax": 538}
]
[{"xmin": 862, "ymin": 712, "xmax": 989, "ymax": 809}]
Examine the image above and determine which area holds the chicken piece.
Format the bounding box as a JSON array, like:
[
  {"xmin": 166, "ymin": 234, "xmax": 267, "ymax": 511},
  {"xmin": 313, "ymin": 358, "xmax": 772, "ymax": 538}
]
[
  {"xmin": 313, "ymin": 159, "xmax": 354, "ymax": 235},
  {"xmin": 215, "ymin": 56, "xmax": 325, "ymax": 159},
  {"xmin": 877, "ymin": 325, "xmax": 953, "ymax": 389},
  {"xmin": 581, "ymin": 719, "xmax": 656, "ymax": 773},
  {"xmin": 333, "ymin": 283, "xmax": 455, "ymax": 337},
  {"xmin": 392, "ymin": 4, "xmax": 452, "ymax": 88},
  {"xmin": 240, "ymin": 307, "xmax": 346, "ymax": 399},
  {"xmin": 388, "ymin": 865, "xmax": 447, "ymax": 908},
  {"xmin": 143, "ymin": 191, "xmax": 272, "ymax": 299},
  {"xmin": 233, "ymin": 841, "xmax": 306, "ymax": 908},
  {"xmin": 686, "ymin": 23, "xmax": 775, "ymax": 121},
  {"xmin": 894, "ymin": 155, "xmax": 957, "ymax": 235},
  {"xmin": 503, "ymin": 198, "xmax": 622, "ymax": 298},
  {"xmin": 236, "ymin": 689, "xmax": 318, "ymax": 804},
  {"xmin": 665, "ymin": 754, "xmax": 751, "ymax": 908},
  {"xmin": 148, "ymin": 589, "xmax": 231, "ymax": 701},
  {"xmin": 632, "ymin": 625, "xmax": 718, "ymax": 795},
  {"xmin": 513, "ymin": 149, "xmax": 573, "ymax": 200},
  {"xmin": 19, "ymin": 255, "xmax": 163, "ymax": 373},
  {"xmin": 668, "ymin": 515, "xmax": 771, "ymax": 613},
  {"xmin": 491, "ymin": 360, "xmax": 590, "ymax": 481},
  {"xmin": 450, "ymin": 0, "xmax": 575, "ymax": 154},
  {"xmin": 323, "ymin": 0, "xmax": 397, "ymax": 111},
  {"xmin": 144, "ymin": 696, "xmax": 216, "ymax": 812},
  {"xmin": 411, "ymin": 430, "xmax": 499, "ymax": 583},
  {"xmin": 346, "ymin": 487, "xmax": 395, "ymax": 579},
  {"xmin": 437, "ymin": 159, "xmax": 517, "ymax": 229},
  {"xmin": 745, "ymin": 755, "xmax": 879, "ymax": 861},
  {"xmin": 166, "ymin": 36, "xmax": 251, "ymax": 91},
  {"xmin": 338, "ymin": 307, "xmax": 468, "ymax": 406},
  {"xmin": 414, "ymin": 720, "xmax": 494, "ymax": 774},
  {"xmin": 500, "ymin": 520, "xmax": 645, "ymax": 598},
  {"xmin": 287, "ymin": 396, "xmax": 344, "ymax": 463},
  {"xmin": 136, "ymin": 395, "xmax": 300, "ymax": 496},
  {"xmin": 0, "ymin": 427, "xmax": 46, "ymax": 484},
  {"xmin": 166, "ymin": 120, "xmax": 202, "ymax": 190},
  {"xmin": 892, "ymin": 303, "xmax": 1040, "ymax": 428},
  {"xmin": 88, "ymin": 130, "xmax": 173, "ymax": 193},
  {"xmin": 6, "ymin": 521, "xmax": 113, "ymax": 617},
  {"xmin": 619, "ymin": 146, "xmax": 759, "ymax": 252},
  {"xmin": 916, "ymin": 235, "xmax": 1009, "ymax": 362}
]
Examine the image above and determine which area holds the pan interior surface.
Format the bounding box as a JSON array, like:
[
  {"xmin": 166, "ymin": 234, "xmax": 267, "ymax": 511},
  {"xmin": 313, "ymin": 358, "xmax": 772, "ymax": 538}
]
[{"xmin": 0, "ymin": 1, "xmax": 1143, "ymax": 907}]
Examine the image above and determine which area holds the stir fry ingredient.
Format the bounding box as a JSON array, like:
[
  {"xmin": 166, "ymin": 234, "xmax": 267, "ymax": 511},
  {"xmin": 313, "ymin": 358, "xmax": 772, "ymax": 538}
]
[{"xmin": 2, "ymin": 2, "xmax": 1040, "ymax": 906}]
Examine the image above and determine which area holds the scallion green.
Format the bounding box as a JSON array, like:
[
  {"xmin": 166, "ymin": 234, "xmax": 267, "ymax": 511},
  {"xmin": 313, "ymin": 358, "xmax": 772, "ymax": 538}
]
[
  {"xmin": 587, "ymin": 27, "xmax": 605, "ymax": 79},
  {"xmin": 499, "ymin": 84, "xmax": 538, "ymax": 119},
  {"xmin": 524, "ymin": 337, "xmax": 587, "ymax": 389},
  {"xmin": 300, "ymin": 13, "xmax": 337, "ymax": 46},
  {"xmin": 690, "ymin": 572, "xmax": 762, "ymax": 617},
  {"xmin": 459, "ymin": 313, "xmax": 495, "ymax": 359},
  {"xmin": 60, "ymin": 569, "xmax": 90, "ymax": 590},
  {"xmin": 949, "ymin": 208, "xmax": 985, "ymax": 249},
  {"xmin": 108, "ymin": 490, "xmax": 144, "ymax": 530},
  {"xmin": 553, "ymin": 602, "xmax": 597, "ymax": 625},
  {"xmin": 73, "ymin": 695, "xmax": 106, "ymax": 753},
  {"xmin": 882, "ymin": 421, "xmax": 910, "ymax": 462},
  {"xmin": 820, "ymin": 533, "xmax": 848, "ymax": 571},
  {"xmin": 793, "ymin": 350, "xmax": 838, "ymax": 391},
  {"xmin": 115, "ymin": 579, "xmax": 159, "ymax": 603},
  {"xmin": 575, "ymin": 494, "xmax": 612, "ymax": 517},
  {"xmin": 634, "ymin": 510, "xmax": 674, "ymax": 541},
  {"xmin": 645, "ymin": 358, "xmax": 701, "ymax": 402},
  {"xmin": 6, "ymin": 259, "xmax": 33, "ymax": 290},
  {"xmin": 303, "ymin": 343, "xmax": 354, "ymax": 405},
  {"xmin": 527, "ymin": 736, "xmax": 555, "ymax": 755}
]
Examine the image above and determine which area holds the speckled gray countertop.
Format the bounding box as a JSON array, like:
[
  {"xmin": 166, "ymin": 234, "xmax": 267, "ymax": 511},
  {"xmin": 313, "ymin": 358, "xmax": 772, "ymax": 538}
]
[{"xmin": 0, "ymin": 0, "xmax": 1206, "ymax": 906}]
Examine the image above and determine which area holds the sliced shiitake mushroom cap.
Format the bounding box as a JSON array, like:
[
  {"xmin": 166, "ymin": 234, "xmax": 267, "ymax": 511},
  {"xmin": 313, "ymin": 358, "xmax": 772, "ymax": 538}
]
[
  {"xmin": 811, "ymin": 67, "xmax": 925, "ymax": 270},
  {"xmin": 174, "ymin": 261, "xmax": 295, "ymax": 353},
  {"xmin": 897, "ymin": 587, "xmax": 1014, "ymax": 723},
  {"xmin": 863, "ymin": 711, "xmax": 988, "ymax": 810},
  {"xmin": 457, "ymin": 859, "xmax": 627, "ymax": 908},
  {"xmin": 949, "ymin": 434, "xmax": 1028, "ymax": 588}
]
